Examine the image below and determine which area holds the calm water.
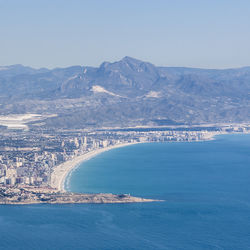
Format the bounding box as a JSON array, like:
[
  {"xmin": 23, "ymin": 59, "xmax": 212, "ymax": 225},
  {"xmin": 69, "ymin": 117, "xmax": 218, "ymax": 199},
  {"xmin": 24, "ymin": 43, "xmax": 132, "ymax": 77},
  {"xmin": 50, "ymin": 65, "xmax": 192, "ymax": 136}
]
[{"xmin": 1, "ymin": 134, "xmax": 250, "ymax": 250}]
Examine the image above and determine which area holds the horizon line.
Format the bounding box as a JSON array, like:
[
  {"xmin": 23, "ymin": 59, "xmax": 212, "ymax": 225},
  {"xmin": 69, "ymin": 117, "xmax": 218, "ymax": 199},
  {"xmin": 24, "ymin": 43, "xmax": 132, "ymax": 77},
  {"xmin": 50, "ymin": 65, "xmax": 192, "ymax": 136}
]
[{"xmin": 0, "ymin": 56, "xmax": 250, "ymax": 71}]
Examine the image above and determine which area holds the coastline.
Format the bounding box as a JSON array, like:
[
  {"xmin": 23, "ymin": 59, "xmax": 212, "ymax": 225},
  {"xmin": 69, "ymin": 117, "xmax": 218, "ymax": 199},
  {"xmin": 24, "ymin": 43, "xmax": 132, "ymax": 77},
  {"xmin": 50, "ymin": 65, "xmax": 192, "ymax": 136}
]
[
  {"xmin": 50, "ymin": 142, "xmax": 141, "ymax": 192},
  {"xmin": 2, "ymin": 132, "xmax": 249, "ymax": 205},
  {"xmin": 50, "ymin": 130, "xmax": 229, "ymax": 192}
]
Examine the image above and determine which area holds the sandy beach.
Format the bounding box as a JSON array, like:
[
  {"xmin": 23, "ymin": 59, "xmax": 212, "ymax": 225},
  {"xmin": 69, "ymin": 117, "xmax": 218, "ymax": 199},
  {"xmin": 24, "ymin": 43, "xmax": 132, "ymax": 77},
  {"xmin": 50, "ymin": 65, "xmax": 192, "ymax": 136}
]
[
  {"xmin": 50, "ymin": 142, "xmax": 140, "ymax": 191},
  {"xmin": 50, "ymin": 131, "xmax": 222, "ymax": 192}
]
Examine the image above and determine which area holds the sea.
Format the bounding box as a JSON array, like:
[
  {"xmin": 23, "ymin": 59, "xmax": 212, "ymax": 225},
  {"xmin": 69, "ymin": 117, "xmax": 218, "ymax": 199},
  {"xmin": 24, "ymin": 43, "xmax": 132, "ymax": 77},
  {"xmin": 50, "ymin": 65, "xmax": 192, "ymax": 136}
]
[{"xmin": 0, "ymin": 134, "xmax": 250, "ymax": 250}]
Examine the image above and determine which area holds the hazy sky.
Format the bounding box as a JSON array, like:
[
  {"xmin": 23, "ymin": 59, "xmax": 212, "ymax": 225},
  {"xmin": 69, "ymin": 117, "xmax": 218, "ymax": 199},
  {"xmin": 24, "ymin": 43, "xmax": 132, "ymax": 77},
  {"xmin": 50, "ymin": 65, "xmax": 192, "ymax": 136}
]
[{"xmin": 1, "ymin": 0, "xmax": 250, "ymax": 69}]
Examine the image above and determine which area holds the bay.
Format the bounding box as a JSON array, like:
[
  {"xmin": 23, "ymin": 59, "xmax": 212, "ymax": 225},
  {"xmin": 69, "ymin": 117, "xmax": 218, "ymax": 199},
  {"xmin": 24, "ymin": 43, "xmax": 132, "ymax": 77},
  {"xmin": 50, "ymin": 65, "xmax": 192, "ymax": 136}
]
[{"xmin": 1, "ymin": 134, "xmax": 250, "ymax": 249}]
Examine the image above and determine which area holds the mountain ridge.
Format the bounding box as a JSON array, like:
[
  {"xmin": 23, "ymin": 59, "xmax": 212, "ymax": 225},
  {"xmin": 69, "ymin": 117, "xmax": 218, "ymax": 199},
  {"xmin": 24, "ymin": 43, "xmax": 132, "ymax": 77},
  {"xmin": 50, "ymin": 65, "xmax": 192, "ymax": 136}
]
[
  {"xmin": 1, "ymin": 57, "xmax": 250, "ymax": 74},
  {"xmin": 0, "ymin": 57, "xmax": 249, "ymax": 128}
]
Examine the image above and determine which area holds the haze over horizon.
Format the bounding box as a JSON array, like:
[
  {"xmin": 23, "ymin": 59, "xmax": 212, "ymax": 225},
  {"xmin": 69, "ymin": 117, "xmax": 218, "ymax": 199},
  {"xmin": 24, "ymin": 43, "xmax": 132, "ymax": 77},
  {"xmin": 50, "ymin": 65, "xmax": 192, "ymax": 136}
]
[
  {"xmin": 2, "ymin": 56, "xmax": 250, "ymax": 71},
  {"xmin": 1, "ymin": 56, "xmax": 250, "ymax": 71},
  {"xmin": 1, "ymin": 0, "xmax": 250, "ymax": 69}
]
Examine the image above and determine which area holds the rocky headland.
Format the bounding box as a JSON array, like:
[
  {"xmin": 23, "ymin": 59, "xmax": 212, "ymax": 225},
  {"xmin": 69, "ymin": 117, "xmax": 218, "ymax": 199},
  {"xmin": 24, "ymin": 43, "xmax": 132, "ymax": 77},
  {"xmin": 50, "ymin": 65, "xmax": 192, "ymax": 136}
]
[{"xmin": 0, "ymin": 185, "xmax": 160, "ymax": 205}]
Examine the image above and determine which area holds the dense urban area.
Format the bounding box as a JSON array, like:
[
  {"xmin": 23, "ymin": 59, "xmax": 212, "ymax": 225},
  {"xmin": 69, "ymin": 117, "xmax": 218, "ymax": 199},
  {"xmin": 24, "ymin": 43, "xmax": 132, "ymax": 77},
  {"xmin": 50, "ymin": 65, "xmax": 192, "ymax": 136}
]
[{"xmin": 0, "ymin": 123, "xmax": 249, "ymax": 188}]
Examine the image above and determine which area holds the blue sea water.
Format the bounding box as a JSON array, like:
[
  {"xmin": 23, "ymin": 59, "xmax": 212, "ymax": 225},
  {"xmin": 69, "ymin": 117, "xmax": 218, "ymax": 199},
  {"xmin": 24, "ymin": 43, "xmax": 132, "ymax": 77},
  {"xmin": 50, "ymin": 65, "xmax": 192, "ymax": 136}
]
[{"xmin": 1, "ymin": 134, "xmax": 250, "ymax": 250}]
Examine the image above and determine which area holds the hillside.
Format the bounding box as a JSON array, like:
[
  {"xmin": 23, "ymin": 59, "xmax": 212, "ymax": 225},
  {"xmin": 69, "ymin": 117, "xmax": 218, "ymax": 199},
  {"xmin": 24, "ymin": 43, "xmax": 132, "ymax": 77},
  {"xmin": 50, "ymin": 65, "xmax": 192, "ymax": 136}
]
[{"xmin": 0, "ymin": 57, "xmax": 249, "ymax": 128}]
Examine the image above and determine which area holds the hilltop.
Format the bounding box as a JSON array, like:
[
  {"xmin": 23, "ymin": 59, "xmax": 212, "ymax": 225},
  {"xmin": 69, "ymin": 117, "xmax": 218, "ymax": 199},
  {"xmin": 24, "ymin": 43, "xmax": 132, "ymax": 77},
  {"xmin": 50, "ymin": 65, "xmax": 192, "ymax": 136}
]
[{"xmin": 0, "ymin": 57, "xmax": 250, "ymax": 128}]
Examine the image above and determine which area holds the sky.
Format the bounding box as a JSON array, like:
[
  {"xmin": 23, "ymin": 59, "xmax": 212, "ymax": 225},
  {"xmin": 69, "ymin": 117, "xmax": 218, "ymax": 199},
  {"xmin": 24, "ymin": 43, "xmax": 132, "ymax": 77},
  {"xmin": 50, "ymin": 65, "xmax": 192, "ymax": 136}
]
[{"xmin": 0, "ymin": 0, "xmax": 250, "ymax": 69}]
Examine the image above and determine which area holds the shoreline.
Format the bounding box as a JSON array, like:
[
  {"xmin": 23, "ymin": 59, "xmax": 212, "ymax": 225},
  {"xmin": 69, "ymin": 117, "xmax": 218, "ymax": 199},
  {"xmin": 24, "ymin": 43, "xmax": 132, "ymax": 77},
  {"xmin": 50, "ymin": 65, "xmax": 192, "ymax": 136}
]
[
  {"xmin": 51, "ymin": 131, "xmax": 240, "ymax": 192},
  {"xmin": 0, "ymin": 184, "xmax": 162, "ymax": 205},
  {"xmin": 50, "ymin": 142, "xmax": 141, "ymax": 192}
]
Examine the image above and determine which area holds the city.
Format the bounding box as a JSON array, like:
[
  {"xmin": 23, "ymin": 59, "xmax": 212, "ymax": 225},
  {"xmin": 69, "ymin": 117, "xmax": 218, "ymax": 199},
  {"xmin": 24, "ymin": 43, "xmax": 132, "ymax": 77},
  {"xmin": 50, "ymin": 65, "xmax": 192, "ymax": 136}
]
[{"xmin": 0, "ymin": 123, "xmax": 249, "ymax": 189}]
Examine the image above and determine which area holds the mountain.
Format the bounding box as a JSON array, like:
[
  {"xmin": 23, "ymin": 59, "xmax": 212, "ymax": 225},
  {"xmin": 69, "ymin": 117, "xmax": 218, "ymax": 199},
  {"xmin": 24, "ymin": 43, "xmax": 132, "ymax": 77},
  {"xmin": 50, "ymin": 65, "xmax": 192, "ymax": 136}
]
[
  {"xmin": 0, "ymin": 57, "xmax": 249, "ymax": 128},
  {"xmin": 0, "ymin": 64, "xmax": 49, "ymax": 78}
]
